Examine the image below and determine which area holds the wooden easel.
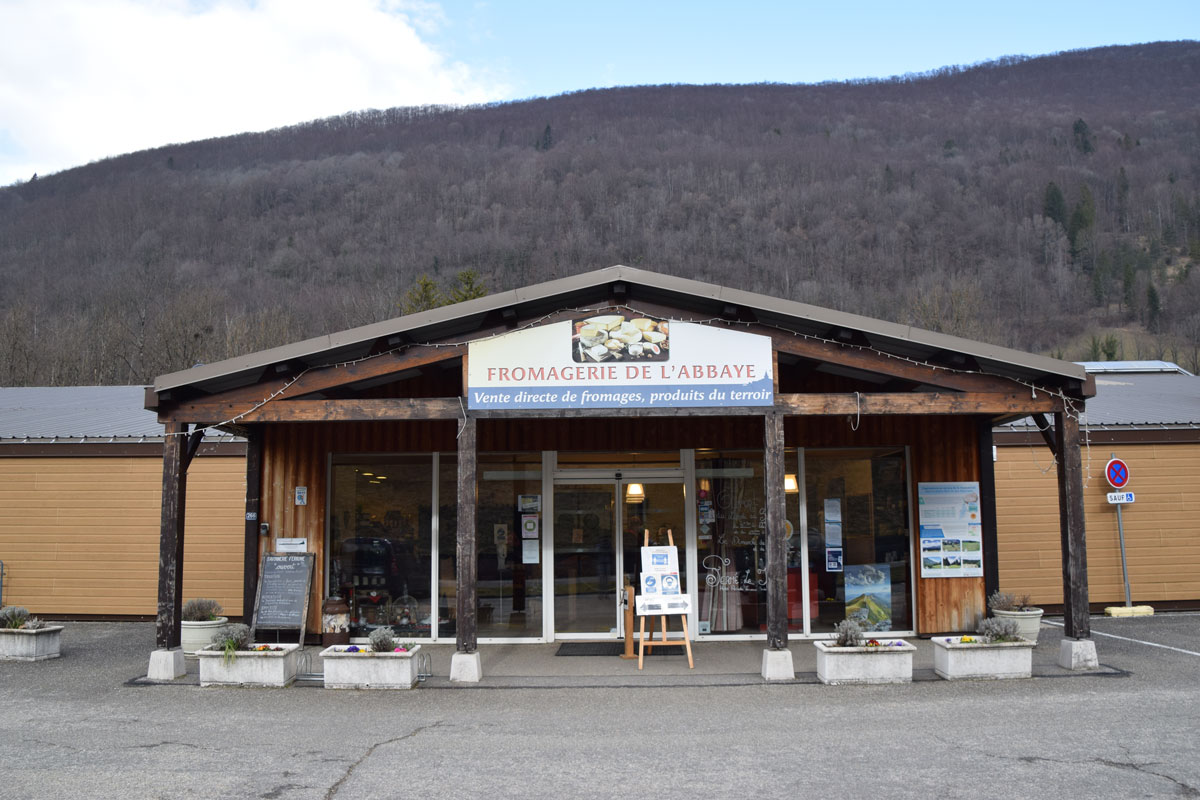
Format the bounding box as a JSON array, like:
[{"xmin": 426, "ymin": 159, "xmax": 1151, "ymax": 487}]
[{"xmin": 638, "ymin": 529, "xmax": 694, "ymax": 670}]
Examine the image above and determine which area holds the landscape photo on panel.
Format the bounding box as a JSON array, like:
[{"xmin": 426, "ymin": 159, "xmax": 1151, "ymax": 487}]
[
  {"xmin": 844, "ymin": 563, "xmax": 893, "ymax": 631},
  {"xmin": 571, "ymin": 315, "xmax": 670, "ymax": 363}
]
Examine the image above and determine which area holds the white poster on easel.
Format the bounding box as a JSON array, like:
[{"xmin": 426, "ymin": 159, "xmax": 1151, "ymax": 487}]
[{"xmin": 637, "ymin": 545, "xmax": 690, "ymax": 615}]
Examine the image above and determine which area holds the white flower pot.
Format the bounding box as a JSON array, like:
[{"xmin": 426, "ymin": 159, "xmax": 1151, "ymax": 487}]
[
  {"xmin": 933, "ymin": 636, "xmax": 1034, "ymax": 680},
  {"xmin": 992, "ymin": 608, "xmax": 1044, "ymax": 643},
  {"xmin": 180, "ymin": 617, "xmax": 229, "ymax": 656},
  {"xmin": 196, "ymin": 643, "xmax": 300, "ymax": 687},
  {"xmin": 320, "ymin": 644, "xmax": 421, "ymax": 689},
  {"xmin": 0, "ymin": 626, "xmax": 64, "ymax": 661},
  {"xmin": 814, "ymin": 640, "xmax": 915, "ymax": 685}
]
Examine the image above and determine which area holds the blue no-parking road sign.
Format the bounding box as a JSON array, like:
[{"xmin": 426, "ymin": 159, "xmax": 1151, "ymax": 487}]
[{"xmin": 1105, "ymin": 458, "xmax": 1130, "ymax": 489}]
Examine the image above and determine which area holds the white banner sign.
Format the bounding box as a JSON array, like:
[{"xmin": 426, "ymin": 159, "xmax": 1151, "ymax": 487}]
[
  {"xmin": 467, "ymin": 318, "xmax": 773, "ymax": 410},
  {"xmin": 1106, "ymin": 491, "xmax": 1135, "ymax": 504}
]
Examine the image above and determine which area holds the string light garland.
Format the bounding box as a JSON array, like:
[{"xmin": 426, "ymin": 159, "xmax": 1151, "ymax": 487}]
[{"xmin": 162, "ymin": 300, "xmax": 1095, "ymax": 485}]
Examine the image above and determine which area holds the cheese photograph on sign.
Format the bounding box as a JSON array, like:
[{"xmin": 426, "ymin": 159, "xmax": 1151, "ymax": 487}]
[{"xmin": 467, "ymin": 320, "xmax": 773, "ymax": 410}]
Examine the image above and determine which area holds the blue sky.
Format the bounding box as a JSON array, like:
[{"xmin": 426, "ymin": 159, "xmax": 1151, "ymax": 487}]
[{"xmin": 1, "ymin": 0, "xmax": 1197, "ymax": 186}]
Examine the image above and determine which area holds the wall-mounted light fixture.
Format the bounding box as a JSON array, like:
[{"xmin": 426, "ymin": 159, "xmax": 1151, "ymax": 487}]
[{"xmin": 784, "ymin": 474, "xmax": 799, "ymax": 494}]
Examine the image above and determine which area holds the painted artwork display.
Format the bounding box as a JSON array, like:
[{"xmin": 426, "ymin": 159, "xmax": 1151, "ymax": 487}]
[
  {"xmin": 844, "ymin": 563, "xmax": 892, "ymax": 631},
  {"xmin": 917, "ymin": 482, "xmax": 984, "ymax": 578}
]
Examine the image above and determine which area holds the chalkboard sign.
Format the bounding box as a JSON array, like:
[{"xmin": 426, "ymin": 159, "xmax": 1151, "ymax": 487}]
[{"xmin": 252, "ymin": 553, "xmax": 315, "ymax": 641}]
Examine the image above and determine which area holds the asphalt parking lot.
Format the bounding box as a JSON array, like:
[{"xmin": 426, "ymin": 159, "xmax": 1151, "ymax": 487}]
[{"xmin": 2, "ymin": 613, "xmax": 1198, "ymax": 799}]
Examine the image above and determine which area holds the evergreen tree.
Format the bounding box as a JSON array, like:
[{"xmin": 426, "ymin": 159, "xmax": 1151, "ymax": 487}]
[
  {"xmin": 1147, "ymin": 283, "xmax": 1162, "ymax": 332},
  {"xmin": 538, "ymin": 124, "xmax": 554, "ymax": 151},
  {"xmin": 400, "ymin": 275, "xmax": 445, "ymax": 314},
  {"xmin": 1043, "ymin": 181, "xmax": 1067, "ymax": 227},
  {"xmin": 1067, "ymin": 184, "xmax": 1097, "ymax": 261},
  {"xmin": 449, "ymin": 269, "xmax": 489, "ymax": 303},
  {"xmin": 1072, "ymin": 118, "xmax": 1095, "ymax": 154}
]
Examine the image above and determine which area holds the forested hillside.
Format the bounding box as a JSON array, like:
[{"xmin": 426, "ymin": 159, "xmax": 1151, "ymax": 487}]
[{"xmin": 2, "ymin": 41, "xmax": 1198, "ymax": 385}]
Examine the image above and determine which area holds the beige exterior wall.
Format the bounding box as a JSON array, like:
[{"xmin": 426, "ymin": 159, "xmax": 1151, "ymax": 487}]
[
  {"xmin": 0, "ymin": 455, "xmax": 246, "ymax": 616},
  {"xmin": 995, "ymin": 441, "xmax": 1200, "ymax": 607}
]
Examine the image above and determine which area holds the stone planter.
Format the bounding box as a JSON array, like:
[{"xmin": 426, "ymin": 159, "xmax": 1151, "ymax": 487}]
[
  {"xmin": 197, "ymin": 643, "xmax": 300, "ymax": 687},
  {"xmin": 180, "ymin": 617, "xmax": 229, "ymax": 656},
  {"xmin": 992, "ymin": 608, "xmax": 1044, "ymax": 644},
  {"xmin": 933, "ymin": 636, "xmax": 1035, "ymax": 680},
  {"xmin": 0, "ymin": 626, "xmax": 64, "ymax": 661},
  {"xmin": 320, "ymin": 644, "xmax": 421, "ymax": 689},
  {"xmin": 814, "ymin": 640, "xmax": 915, "ymax": 685}
]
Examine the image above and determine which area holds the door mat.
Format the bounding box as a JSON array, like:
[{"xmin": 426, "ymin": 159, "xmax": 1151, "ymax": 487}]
[{"xmin": 555, "ymin": 642, "xmax": 686, "ymax": 657}]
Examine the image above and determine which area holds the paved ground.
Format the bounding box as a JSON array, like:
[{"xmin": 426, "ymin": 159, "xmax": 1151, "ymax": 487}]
[{"xmin": 2, "ymin": 614, "xmax": 1198, "ymax": 799}]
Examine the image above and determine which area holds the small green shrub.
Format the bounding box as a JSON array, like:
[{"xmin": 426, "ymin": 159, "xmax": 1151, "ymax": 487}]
[
  {"xmin": 977, "ymin": 616, "xmax": 1022, "ymax": 643},
  {"xmin": 833, "ymin": 618, "xmax": 864, "ymax": 647},
  {"xmin": 0, "ymin": 606, "xmax": 31, "ymax": 629},
  {"xmin": 22, "ymin": 617, "xmax": 45, "ymax": 630},
  {"xmin": 210, "ymin": 623, "xmax": 252, "ymax": 664},
  {"xmin": 182, "ymin": 598, "xmax": 223, "ymax": 622}
]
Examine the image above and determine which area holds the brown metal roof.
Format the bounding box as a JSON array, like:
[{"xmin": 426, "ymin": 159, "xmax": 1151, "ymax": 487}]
[{"xmin": 151, "ymin": 265, "xmax": 1090, "ymax": 400}]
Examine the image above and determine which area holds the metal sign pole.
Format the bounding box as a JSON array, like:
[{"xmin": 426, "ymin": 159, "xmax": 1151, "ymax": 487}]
[
  {"xmin": 1116, "ymin": 501, "xmax": 1131, "ymax": 607},
  {"xmin": 1111, "ymin": 452, "xmax": 1132, "ymax": 607}
]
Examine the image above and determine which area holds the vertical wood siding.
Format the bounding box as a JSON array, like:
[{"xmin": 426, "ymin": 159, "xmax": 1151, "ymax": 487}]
[
  {"xmin": 996, "ymin": 441, "xmax": 1200, "ymax": 605},
  {"xmin": 0, "ymin": 456, "xmax": 245, "ymax": 615}
]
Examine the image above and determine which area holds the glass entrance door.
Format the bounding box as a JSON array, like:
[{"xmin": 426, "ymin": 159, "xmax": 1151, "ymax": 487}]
[{"xmin": 552, "ymin": 477, "xmax": 686, "ymax": 637}]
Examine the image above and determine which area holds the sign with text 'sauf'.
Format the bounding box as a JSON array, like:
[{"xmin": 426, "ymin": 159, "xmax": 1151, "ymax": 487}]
[{"xmin": 467, "ymin": 317, "xmax": 773, "ymax": 410}]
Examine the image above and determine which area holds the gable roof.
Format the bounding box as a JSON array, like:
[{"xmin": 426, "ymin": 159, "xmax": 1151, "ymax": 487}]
[
  {"xmin": 1005, "ymin": 372, "xmax": 1200, "ymax": 430},
  {"xmin": 151, "ymin": 265, "xmax": 1090, "ymax": 401}
]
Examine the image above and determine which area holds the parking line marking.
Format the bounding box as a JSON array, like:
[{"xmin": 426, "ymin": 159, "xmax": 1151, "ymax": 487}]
[{"xmin": 1043, "ymin": 620, "xmax": 1200, "ymax": 657}]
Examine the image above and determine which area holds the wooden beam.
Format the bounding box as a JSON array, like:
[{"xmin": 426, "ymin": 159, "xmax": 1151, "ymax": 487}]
[
  {"xmin": 763, "ymin": 412, "xmax": 788, "ymax": 650},
  {"xmin": 771, "ymin": 333, "xmax": 1028, "ymax": 394},
  {"xmin": 1056, "ymin": 409, "xmax": 1090, "ymax": 640},
  {"xmin": 978, "ymin": 417, "xmax": 1001, "ymax": 601},
  {"xmin": 1031, "ymin": 413, "xmax": 1058, "ymax": 457},
  {"xmin": 242, "ymin": 426, "xmax": 263, "ymax": 622},
  {"xmin": 158, "ymin": 344, "xmax": 465, "ymax": 420},
  {"xmin": 156, "ymin": 422, "xmax": 189, "ymax": 650},
  {"xmin": 169, "ymin": 397, "xmax": 463, "ymax": 424},
  {"xmin": 456, "ymin": 416, "xmax": 479, "ymax": 653},
  {"xmin": 772, "ymin": 392, "xmax": 1060, "ymax": 416}
]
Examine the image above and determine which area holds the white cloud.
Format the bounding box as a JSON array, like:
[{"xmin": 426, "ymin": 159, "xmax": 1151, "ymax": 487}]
[{"xmin": 0, "ymin": 0, "xmax": 506, "ymax": 185}]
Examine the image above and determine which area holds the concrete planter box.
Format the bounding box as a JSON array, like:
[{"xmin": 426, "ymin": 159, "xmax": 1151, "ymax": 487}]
[
  {"xmin": 992, "ymin": 608, "xmax": 1044, "ymax": 643},
  {"xmin": 814, "ymin": 640, "xmax": 915, "ymax": 685},
  {"xmin": 180, "ymin": 617, "xmax": 229, "ymax": 657},
  {"xmin": 0, "ymin": 626, "xmax": 64, "ymax": 661},
  {"xmin": 320, "ymin": 644, "xmax": 421, "ymax": 689},
  {"xmin": 933, "ymin": 636, "xmax": 1034, "ymax": 680},
  {"xmin": 197, "ymin": 643, "xmax": 300, "ymax": 687}
]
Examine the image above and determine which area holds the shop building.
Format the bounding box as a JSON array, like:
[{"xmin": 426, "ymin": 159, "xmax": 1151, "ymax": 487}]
[{"xmin": 145, "ymin": 266, "xmax": 1097, "ymax": 679}]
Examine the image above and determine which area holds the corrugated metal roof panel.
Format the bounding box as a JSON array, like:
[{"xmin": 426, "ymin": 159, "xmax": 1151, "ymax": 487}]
[
  {"xmin": 0, "ymin": 386, "xmax": 235, "ymax": 441},
  {"xmin": 1004, "ymin": 373, "xmax": 1200, "ymax": 428}
]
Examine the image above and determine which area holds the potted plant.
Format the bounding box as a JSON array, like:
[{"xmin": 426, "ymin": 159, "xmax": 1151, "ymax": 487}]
[
  {"xmin": 933, "ymin": 617, "xmax": 1036, "ymax": 680},
  {"xmin": 180, "ymin": 598, "xmax": 229, "ymax": 656},
  {"xmin": 320, "ymin": 627, "xmax": 422, "ymax": 689},
  {"xmin": 988, "ymin": 590, "xmax": 1044, "ymax": 644},
  {"xmin": 0, "ymin": 606, "xmax": 64, "ymax": 661},
  {"xmin": 196, "ymin": 623, "xmax": 300, "ymax": 687},
  {"xmin": 813, "ymin": 619, "xmax": 916, "ymax": 685}
]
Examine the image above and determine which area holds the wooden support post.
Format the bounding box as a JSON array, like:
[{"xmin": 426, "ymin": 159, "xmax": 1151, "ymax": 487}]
[
  {"xmin": 621, "ymin": 584, "xmax": 636, "ymax": 659},
  {"xmin": 978, "ymin": 417, "xmax": 1001, "ymax": 603},
  {"xmin": 242, "ymin": 426, "xmax": 263, "ymax": 622},
  {"xmin": 763, "ymin": 412, "xmax": 788, "ymax": 650},
  {"xmin": 1056, "ymin": 409, "xmax": 1091, "ymax": 639},
  {"xmin": 156, "ymin": 422, "xmax": 189, "ymax": 650},
  {"xmin": 456, "ymin": 415, "xmax": 478, "ymax": 653}
]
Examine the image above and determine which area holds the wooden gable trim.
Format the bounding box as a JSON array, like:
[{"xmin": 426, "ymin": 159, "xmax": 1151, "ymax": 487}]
[{"xmin": 157, "ymin": 344, "xmax": 465, "ymax": 422}]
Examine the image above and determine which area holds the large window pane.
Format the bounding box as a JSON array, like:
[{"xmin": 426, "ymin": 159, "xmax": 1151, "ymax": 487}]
[
  {"xmin": 695, "ymin": 451, "xmax": 767, "ymax": 635},
  {"xmin": 477, "ymin": 453, "xmax": 544, "ymax": 637},
  {"xmin": 329, "ymin": 456, "xmax": 434, "ymax": 640},
  {"xmin": 804, "ymin": 448, "xmax": 912, "ymax": 633}
]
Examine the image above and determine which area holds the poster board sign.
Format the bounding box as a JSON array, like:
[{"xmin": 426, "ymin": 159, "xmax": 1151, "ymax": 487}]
[
  {"xmin": 252, "ymin": 553, "xmax": 315, "ymax": 640},
  {"xmin": 636, "ymin": 544, "xmax": 691, "ymax": 615},
  {"xmin": 845, "ymin": 563, "xmax": 893, "ymax": 631},
  {"xmin": 917, "ymin": 482, "xmax": 983, "ymax": 578},
  {"xmin": 467, "ymin": 319, "xmax": 773, "ymax": 410}
]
